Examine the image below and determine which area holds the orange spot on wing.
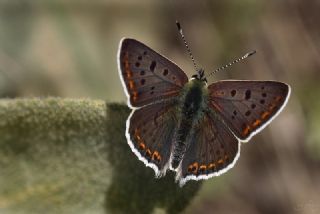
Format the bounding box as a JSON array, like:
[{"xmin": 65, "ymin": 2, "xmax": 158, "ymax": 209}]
[
  {"xmin": 134, "ymin": 129, "xmax": 141, "ymax": 141},
  {"xmin": 129, "ymin": 81, "xmax": 135, "ymax": 89},
  {"xmin": 126, "ymin": 69, "xmax": 132, "ymax": 78},
  {"xmin": 152, "ymin": 151, "xmax": 161, "ymax": 162},
  {"xmin": 199, "ymin": 165, "xmax": 207, "ymax": 172},
  {"xmin": 138, "ymin": 143, "xmax": 146, "ymax": 150},
  {"xmin": 146, "ymin": 149, "xmax": 152, "ymax": 157},
  {"xmin": 124, "ymin": 52, "xmax": 133, "ymax": 78},
  {"xmin": 132, "ymin": 91, "xmax": 138, "ymax": 102},
  {"xmin": 242, "ymin": 125, "xmax": 251, "ymax": 136},
  {"xmin": 253, "ymin": 119, "xmax": 261, "ymax": 127},
  {"xmin": 218, "ymin": 159, "xmax": 224, "ymax": 164},
  {"xmin": 208, "ymin": 163, "xmax": 216, "ymax": 170},
  {"xmin": 261, "ymin": 111, "xmax": 270, "ymax": 120},
  {"xmin": 191, "ymin": 162, "xmax": 199, "ymax": 174}
]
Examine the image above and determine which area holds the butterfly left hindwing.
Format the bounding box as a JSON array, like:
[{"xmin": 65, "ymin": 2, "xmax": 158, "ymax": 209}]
[{"xmin": 127, "ymin": 100, "xmax": 178, "ymax": 175}]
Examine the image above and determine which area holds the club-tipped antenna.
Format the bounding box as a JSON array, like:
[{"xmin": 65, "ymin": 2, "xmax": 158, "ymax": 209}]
[
  {"xmin": 176, "ymin": 21, "xmax": 199, "ymax": 72},
  {"xmin": 207, "ymin": 50, "xmax": 256, "ymax": 77}
]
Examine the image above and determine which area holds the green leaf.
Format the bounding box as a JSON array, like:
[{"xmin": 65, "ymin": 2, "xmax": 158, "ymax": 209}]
[{"xmin": 0, "ymin": 98, "xmax": 201, "ymax": 214}]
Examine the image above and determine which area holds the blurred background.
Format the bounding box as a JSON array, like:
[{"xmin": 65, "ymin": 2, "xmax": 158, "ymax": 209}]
[{"xmin": 0, "ymin": 0, "xmax": 320, "ymax": 213}]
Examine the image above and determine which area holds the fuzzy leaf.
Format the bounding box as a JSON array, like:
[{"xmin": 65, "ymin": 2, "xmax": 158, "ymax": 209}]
[{"xmin": 0, "ymin": 98, "xmax": 201, "ymax": 214}]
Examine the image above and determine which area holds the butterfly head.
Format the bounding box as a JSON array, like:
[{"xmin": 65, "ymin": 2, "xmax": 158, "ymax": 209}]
[{"xmin": 192, "ymin": 69, "xmax": 207, "ymax": 83}]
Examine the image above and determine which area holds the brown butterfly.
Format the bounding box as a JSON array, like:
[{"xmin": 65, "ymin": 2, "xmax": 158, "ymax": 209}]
[{"xmin": 117, "ymin": 24, "xmax": 290, "ymax": 186}]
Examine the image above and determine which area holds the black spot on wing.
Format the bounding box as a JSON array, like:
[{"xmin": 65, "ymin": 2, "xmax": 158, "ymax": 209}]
[{"xmin": 150, "ymin": 61, "xmax": 156, "ymax": 72}]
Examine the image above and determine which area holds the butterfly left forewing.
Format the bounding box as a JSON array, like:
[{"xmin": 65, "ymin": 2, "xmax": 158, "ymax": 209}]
[
  {"xmin": 177, "ymin": 111, "xmax": 240, "ymax": 186},
  {"xmin": 118, "ymin": 38, "xmax": 188, "ymax": 108},
  {"xmin": 208, "ymin": 81, "xmax": 290, "ymax": 141}
]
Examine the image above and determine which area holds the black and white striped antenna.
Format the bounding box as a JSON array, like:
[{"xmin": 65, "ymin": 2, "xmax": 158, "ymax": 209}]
[
  {"xmin": 207, "ymin": 50, "xmax": 256, "ymax": 77},
  {"xmin": 176, "ymin": 21, "xmax": 256, "ymax": 78},
  {"xmin": 176, "ymin": 21, "xmax": 199, "ymax": 72}
]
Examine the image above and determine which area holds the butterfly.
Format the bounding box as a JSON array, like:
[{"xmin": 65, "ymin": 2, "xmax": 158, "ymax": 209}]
[{"xmin": 117, "ymin": 37, "xmax": 290, "ymax": 186}]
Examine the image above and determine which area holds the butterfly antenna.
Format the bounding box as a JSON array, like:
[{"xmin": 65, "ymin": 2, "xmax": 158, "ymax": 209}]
[
  {"xmin": 208, "ymin": 50, "xmax": 256, "ymax": 77},
  {"xmin": 176, "ymin": 21, "xmax": 199, "ymax": 72}
]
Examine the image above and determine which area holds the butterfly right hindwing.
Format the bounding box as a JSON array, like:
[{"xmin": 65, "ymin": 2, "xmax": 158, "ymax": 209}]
[{"xmin": 177, "ymin": 110, "xmax": 240, "ymax": 186}]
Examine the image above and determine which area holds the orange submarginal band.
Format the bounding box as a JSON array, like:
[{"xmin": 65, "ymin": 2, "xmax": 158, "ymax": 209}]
[
  {"xmin": 253, "ymin": 119, "xmax": 261, "ymax": 128},
  {"xmin": 243, "ymin": 125, "xmax": 251, "ymax": 136},
  {"xmin": 199, "ymin": 165, "xmax": 207, "ymax": 172},
  {"xmin": 261, "ymin": 111, "xmax": 270, "ymax": 120},
  {"xmin": 124, "ymin": 52, "xmax": 132, "ymax": 78}
]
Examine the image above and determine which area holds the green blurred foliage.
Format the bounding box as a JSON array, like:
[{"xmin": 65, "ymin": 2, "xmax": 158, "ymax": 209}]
[{"xmin": 0, "ymin": 98, "xmax": 109, "ymax": 213}]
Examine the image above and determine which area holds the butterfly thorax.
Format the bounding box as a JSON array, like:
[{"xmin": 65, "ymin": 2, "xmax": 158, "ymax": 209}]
[{"xmin": 171, "ymin": 79, "xmax": 208, "ymax": 169}]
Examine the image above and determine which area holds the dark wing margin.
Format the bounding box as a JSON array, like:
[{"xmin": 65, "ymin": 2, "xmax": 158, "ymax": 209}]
[
  {"xmin": 208, "ymin": 81, "xmax": 290, "ymax": 141},
  {"xmin": 118, "ymin": 38, "xmax": 188, "ymax": 108},
  {"xmin": 176, "ymin": 111, "xmax": 240, "ymax": 186}
]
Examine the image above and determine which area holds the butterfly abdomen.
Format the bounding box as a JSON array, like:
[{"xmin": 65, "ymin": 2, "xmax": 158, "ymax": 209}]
[{"xmin": 171, "ymin": 79, "xmax": 206, "ymax": 169}]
